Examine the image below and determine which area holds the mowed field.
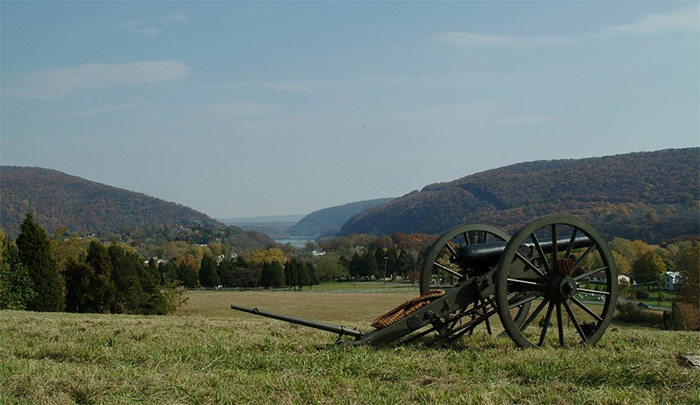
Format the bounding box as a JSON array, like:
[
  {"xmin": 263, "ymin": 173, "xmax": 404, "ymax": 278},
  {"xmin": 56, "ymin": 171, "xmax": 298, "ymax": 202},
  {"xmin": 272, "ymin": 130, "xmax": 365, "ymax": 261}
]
[{"xmin": 1, "ymin": 289, "xmax": 699, "ymax": 404}]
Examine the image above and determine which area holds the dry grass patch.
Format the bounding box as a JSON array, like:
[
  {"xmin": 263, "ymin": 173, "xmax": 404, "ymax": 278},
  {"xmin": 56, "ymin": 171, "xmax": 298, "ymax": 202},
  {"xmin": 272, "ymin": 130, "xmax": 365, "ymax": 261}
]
[{"xmin": 1, "ymin": 291, "xmax": 699, "ymax": 404}]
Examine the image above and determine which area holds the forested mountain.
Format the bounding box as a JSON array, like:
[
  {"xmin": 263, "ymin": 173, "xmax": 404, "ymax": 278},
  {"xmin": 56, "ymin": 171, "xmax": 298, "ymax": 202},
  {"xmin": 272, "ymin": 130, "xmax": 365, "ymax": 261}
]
[
  {"xmin": 339, "ymin": 148, "xmax": 700, "ymax": 244},
  {"xmin": 288, "ymin": 197, "xmax": 395, "ymax": 237},
  {"xmin": 1, "ymin": 166, "xmax": 223, "ymax": 238}
]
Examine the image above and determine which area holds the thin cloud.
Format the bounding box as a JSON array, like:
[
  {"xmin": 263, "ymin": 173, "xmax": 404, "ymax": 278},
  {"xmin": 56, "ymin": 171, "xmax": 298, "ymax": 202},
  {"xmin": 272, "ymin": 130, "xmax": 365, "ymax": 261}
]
[
  {"xmin": 381, "ymin": 101, "xmax": 556, "ymax": 130},
  {"xmin": 12, "ymin": 60, "xmax": 189, "ymax": 99},
  {"xmin": 434, "ymin": 32, "xmax": 576, "ymax": 48},
  {"xmin": 192, "ymin": 102, "xmax": 277, "ymax": 121},
  {"xmin": 198, "ymin": 81, "xmax": 315, "ymax": 93},
  {"xmin": 119, "ymin": 12, "xmax": 185, "ymax": 34},
  {"xmin": 164, "ymin": 13, "xmax": 185, "ymax": 22},
  {"xmin": 258, "ymin": 82, "xmax": 315, "ymax": 93},
  {"xmin": 607, "ymin": 4, "xmax": 699, "ymax": 35},
  {"xmin": 62, "ymin": 101, "xmax": 143, "ymax": 118}
]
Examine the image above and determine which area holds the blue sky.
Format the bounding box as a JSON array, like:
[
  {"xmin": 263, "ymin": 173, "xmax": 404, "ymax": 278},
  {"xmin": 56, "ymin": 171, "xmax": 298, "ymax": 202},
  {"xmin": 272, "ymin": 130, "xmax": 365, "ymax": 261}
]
[{"xmin": 2, "ymin": 1, "xmax": 698, "ymax": 218}]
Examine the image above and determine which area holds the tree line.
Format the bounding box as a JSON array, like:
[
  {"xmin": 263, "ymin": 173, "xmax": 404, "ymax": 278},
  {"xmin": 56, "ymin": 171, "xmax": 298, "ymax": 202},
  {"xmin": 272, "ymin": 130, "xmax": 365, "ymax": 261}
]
[
  {"xmin": 158, "ymin": 248, "xmax": 321, "ymax": 290},
  {"xmin": 0, "ymin": 214, "xmax": 184, "ymax": 314},
  {"xmin": 2, "ymin": 212, "xmax": 697, "ymax": 330}
]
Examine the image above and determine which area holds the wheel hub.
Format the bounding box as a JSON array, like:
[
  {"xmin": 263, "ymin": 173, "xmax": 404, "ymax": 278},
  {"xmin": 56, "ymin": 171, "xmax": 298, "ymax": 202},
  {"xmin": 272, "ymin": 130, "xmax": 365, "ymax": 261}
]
[{"xmin": 550, "ymin": 276, "xmax": 577, "ymax": 302}]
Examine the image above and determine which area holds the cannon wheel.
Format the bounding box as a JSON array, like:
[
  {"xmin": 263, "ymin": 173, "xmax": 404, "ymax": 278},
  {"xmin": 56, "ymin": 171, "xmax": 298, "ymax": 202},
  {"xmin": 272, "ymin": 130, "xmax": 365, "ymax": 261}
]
[
  {"xmin": 495, "ymin": 215, "xmax": 618, "ymax": 348},
  {"xmin": 419, "ymin": 223, "xmax": 531, "ymax": 337},
  {"xmin": 420, "ymin": 223, "xmax": 510, "ymax": 294}
]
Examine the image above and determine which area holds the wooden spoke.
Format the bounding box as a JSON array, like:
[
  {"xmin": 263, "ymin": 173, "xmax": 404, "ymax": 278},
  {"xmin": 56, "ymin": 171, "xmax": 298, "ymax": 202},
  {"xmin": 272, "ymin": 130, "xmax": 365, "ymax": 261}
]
[
  {"xmin": 577, "ymin": 288, "xmax": 610, "ymax": 296},
  {"xmin": 538, "ymin": 302, "xmax": 555, "ymax": 347},
  {"xmin": 508, "ymin": 292, "xmax": 542, "ymax": 309},
  {"xmin": 572, "ymin": 244, "xmax": 598, "ymax": 272},
  {"xmin": 571, "ymin": 297, "xmax": 603, "ymax": 322},
  {"xmin": 507, "ymin": 278, "xmax": 546, "ymax": 290},
  {"xmin": 463, "ymin": 232, "xmax": 471, "ymax": 245},
  {"xmin": 556, "ymin": 303, "xmax": 565, "ymax": 347},
  {"xmin": 520, "ymin": 297, "xmax": 550, "ymax": 331},
  {"xmin": 515, "ymin": 252, "xmax": 548, "ymax": 279},
  {"xmin": 573, "ymin": 266, "xmax": 609, "ymax": 282},
  {"xmin": 531, "ymin": 233, "xmax": 551, "ymax": 275},
  {"xmin": 565, "ymin": 228, "xmax": 578, "ymax": 258},
  {"xmin": 551, "ymin": 225, "xmax": 558, "ymax": 274},
  {"xmin": 563, "ymin": 300, "xmax": 587, "ymax": 343},
  {"xmin": 433, "ymin": 262, "xmax": 462, "ymax": 278}
]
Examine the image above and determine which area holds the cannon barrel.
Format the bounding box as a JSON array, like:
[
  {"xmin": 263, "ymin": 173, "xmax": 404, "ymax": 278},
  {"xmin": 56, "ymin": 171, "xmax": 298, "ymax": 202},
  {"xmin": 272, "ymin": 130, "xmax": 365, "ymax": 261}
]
[
  {"xmin": 231, "ymin": 304, "xmax": 364, "ymax": 339},
  {"xmin": 454, "ymin": 234, "xmax": 591, "ymax": 270}
]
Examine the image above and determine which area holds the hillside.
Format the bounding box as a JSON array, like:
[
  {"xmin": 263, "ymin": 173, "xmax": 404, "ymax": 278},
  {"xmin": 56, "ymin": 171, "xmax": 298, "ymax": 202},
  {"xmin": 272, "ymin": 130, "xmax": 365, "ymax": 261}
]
[
  {"xmin": 339, "ymin": 148, "xmax": 700, "ymax": 243},
  {"xmin": 0, "ymin": 166, "xmax": 224, "ymax": 238},
  {"xmin": 288, "ymin": 197, "xmax": 394, "ymax": 237}
]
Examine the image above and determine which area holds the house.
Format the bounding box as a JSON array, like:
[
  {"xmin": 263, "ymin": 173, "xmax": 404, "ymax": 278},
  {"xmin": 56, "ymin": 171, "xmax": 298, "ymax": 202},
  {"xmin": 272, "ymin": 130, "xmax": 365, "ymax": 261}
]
[
  {"xmin": 583, "ymin": 272, "xmax": 631, "ymax": 286},
  {"xmin": 585, "ymin": 270, "xmax": 607, "ymax": 284},
  {"xmin": 617, "ymin": 275, "xmax": 631, "ymax": 285},
  {"xmin": 661, "ymin": 272, "xmax": 681, "ymax": 291}
]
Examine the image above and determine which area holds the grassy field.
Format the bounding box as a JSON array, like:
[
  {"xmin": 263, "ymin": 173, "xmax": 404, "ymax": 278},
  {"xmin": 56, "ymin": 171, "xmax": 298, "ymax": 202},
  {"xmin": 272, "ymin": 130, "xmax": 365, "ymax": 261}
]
[
  {"xmin": 1, "ymin": 289, "xmax": 699, "ymax": 404},
  {"xmin": 308, "ymin": 281, "xmax": 420, "ymax": 293}
]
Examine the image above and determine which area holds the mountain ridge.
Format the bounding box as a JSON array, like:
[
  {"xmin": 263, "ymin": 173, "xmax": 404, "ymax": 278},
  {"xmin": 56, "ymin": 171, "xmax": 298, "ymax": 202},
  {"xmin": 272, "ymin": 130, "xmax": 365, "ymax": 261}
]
[
  {"xmin": 288, "ymin": 197, "xmax": 395, "ymax": 237},
  {"xmin": 1, "ymin": 166, "xmax": 224, "ymax": 238},
  {"xmin": 339, "ymin": 148, "xmax": 700, "ymax": 243}
]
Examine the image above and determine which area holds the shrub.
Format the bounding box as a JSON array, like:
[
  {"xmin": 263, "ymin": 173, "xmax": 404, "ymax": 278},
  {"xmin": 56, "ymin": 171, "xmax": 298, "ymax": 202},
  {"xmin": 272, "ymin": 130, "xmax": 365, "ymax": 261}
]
[
  {"xmin": 635, "ymin": 289, "xmax": 650, "ymax": 299},
  {"xmin": 615, "ymin": 302, "xmax": 662, "ymax": 327},
  {"xmin": 664, "ymin": 302, "xmax": 700, "ymax": 331}
]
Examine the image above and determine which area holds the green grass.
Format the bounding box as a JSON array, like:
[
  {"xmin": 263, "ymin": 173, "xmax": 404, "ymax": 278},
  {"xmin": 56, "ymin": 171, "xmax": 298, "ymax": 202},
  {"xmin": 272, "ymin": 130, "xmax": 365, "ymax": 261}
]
[
  {"xmin": 310, "ymin": 281, "xmax": 420, "ymax": 293},
  {"xmin": 634, "ymin": 290, "xmax": 679, "ymax": 308},
  {"xmin": 1, "ymin": 290, "xmax": 699, "ymax": 404}
]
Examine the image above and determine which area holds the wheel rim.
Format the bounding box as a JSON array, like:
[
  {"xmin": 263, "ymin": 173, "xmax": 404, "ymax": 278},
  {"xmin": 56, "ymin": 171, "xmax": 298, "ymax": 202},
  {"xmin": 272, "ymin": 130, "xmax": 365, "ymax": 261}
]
[
  {"xmin": 495, "ymin": 215, "xmax": 618, "ymax": 348},
  {"xmin": 419, "ymin": 224, "xmax": 531, "ymax": 338},
  {"xmin": 420, "ymin": 223, "xmax": 510, "ymax": 294}
]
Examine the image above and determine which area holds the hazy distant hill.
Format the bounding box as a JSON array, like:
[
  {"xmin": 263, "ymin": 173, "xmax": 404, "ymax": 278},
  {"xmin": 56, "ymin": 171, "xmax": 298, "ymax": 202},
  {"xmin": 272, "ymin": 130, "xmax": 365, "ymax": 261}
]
[
  {"xmin": 289, "ymin": 198, "xmax": 395, "ymax": 237},
  {"xmin": 339, "ymin": 148, "xmax": 700, "ymax": 244},
  {"xmin": 1, "ymin": 166, "xmax": 224, "ymax": 238},
  {"xmin": 219, "ymin": 215, "xmax": 305, "ymax": 238}
]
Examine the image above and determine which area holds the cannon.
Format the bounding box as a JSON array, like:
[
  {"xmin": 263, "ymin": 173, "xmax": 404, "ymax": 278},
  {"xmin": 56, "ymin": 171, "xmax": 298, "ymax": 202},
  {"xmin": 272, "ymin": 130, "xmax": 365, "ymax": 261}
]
[{"xmin": 231, "ymin": 215, "xmax": 618, "ymax": 348}]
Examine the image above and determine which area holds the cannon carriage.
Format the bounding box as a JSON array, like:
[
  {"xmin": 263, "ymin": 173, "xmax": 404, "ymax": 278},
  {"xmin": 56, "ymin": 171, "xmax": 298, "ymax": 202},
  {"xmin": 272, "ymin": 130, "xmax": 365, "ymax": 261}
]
[{"xmin": 231, "ymin": 215, "xmax": 618, "ymax": 349}]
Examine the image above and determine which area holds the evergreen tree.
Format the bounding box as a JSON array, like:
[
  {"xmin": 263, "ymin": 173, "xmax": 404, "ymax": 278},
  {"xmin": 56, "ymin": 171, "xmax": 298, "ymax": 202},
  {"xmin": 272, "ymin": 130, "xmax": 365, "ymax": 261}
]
[
  {"xmin": 108, "ymin": 244, "xmax": 145, "ymax": 313},
  {"xmin": 385, "ymin": 247, "xmax": 398, "ymax": 279},
  {"xmin": 64, "ymin": 259, "xmax": 96, "ymax": 313},
  {"xmin": 199, "ymin": 254, "xmax": 220, "ymax": 288},
  {"xmin": 15, "ymin": 213, "xmax": 64, "ymax": 312},
  {"xmin": 306, "ymin": 262, "xmax": 320, "ymax": 286},
  {"xmin": 217, "ymin": 259, "xmax": 234, "ymax": 287},
  {"xmin": 261, "ymin": 261, "xmax": 285, "ymax": 288},
  {"xmin": 235, "ymin": 256, "xmax": 248, "ymax": 268},
  {"xmin": 397, "ymin": 248, "xmax": 416, "ymax": 277},
  {"xmin": 374, "ymin": 248, "xmax": 386, "ymax": 272},
  {"xmin": 260, "ymin": 262, "xmax": 274, "ymax": 288},
  {"xmin": 349, "ymin": 252, "xmax": 363, "ymax": 278},
  {"xmin": 366, "ymin": 250, "xmax": 379, "ymax": 279},
  {"xmin": 296, "ymin": 259, "xmax": 310, "ymax": 290},
  {"xmin": 0, "ymin": 230, "xmax": 36, "ymax": 310},
  {"xmin": 270, "ymin": 261, "xmax": 285, "ymax": 287},
  {"xmin": 86, "ymin": 241, "xmax": 116, "ymax": 312},
  {"xmin": 147, "ymin": 258, "xmax": 161, "ymax": 284},
  {"xmin": 177, "ymin": 262, "xmax": 198, "ymax": 288},
  {"xmin": 160, "ymin": 261, "xmax": 178, "ymax": 284},
  {"xmin": 284, "ymin": 260, "xmax": 298, "ymax": 288}
]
